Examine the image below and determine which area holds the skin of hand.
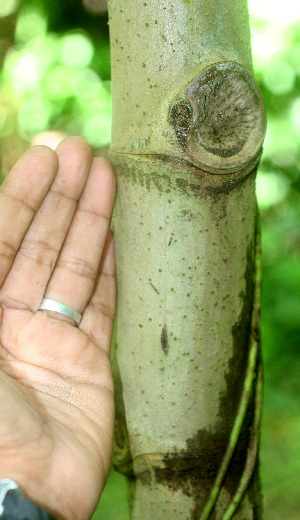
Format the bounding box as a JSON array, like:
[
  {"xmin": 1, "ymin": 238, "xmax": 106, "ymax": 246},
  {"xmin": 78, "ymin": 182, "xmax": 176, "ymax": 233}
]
[{"xmin": 0, "ymin": 137, "xmax": 116, "ymax": 520}]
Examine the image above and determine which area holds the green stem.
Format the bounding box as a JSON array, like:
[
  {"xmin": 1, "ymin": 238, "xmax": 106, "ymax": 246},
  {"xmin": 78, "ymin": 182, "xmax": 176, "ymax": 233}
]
[
  {"xmin": 199, "ymin": 218, "xmax": 262, "ymax": 520},
  {"xmin": 223, "ymin": 360, "xmax": 263, "ymax": 520}
]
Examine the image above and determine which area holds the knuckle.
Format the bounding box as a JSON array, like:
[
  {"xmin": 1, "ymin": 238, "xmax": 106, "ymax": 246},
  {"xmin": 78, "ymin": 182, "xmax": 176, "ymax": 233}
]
[
  {"xmin": 0, "ymin": 239, "xmax": 16, "ymax": 262},
  {"xmin": 57, "ymin": 257, "xmax": 97, "ymax": 280},
  {"xmin": 91, "ymin": 300, "xmax": 115, "ymax": 320},
  {"xmin": 19, "ymin": 238, "xmax": 58, "ymax": 267}
]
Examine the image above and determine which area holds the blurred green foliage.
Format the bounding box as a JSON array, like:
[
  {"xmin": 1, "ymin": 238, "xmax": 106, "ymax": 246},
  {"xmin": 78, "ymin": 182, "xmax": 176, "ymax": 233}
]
[
  {"xmin": 0, "ymin": 0, "xmax": 299, "ymax": 518},
  {"xmin": 0, "ymin": 0, "xmax": 111, "ymax": 147},
  {"xmin": 250, "ymin": 4, "xmax": 300, "ymax": 518}
]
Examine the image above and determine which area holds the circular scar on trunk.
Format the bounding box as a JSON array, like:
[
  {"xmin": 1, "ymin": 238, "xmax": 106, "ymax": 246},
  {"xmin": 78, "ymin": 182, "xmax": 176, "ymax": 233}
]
[{"xmin": 170, "ymin": 62, "xmax": 266, "ymax": 175}]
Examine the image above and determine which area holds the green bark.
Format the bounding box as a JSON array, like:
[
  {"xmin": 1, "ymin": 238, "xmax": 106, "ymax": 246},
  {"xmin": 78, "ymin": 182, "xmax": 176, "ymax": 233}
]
[{"xmin": 108, "ymin": 1, "xmax": 266, "ymax": 518}]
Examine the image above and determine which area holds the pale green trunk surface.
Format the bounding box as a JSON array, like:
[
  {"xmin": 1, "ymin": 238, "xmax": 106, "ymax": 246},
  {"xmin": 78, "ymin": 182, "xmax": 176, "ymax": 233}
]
[
  {"xmin": 109, "ymin": 0, "xmax": 254, "ymax": 155},
  {"xmin": 108, "ymin": 0, "xmax": 265, "ymax": 518}
]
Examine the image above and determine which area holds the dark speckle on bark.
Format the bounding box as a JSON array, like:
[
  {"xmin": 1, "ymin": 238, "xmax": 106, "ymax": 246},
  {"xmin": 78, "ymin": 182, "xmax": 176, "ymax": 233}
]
[
  {"xmin": 149, "ymin": 281, "xmax": 160, "ymax": 294},
  {"xmin": 161, "ymin": 324, "xmax": 169, "ymax": 355}
]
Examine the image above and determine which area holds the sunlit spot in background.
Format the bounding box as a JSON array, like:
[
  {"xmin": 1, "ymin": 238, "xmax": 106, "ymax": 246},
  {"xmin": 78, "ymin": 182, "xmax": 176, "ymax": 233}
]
[
  {"xmin": 1, "ymin": 18, "xmax": 112, "ymax": 146},
  {"xmin": 0, "ymin": 0, "xmax": 20, "ymax": 18},
  {"xmin": 75, "ymin": 84, "xmax": 111, "ymax": 113},
  {"xmin": 250, "ymin": 0, "xmax": 300, "ymax": 25},
  {"xmin": 83, "ymin": 112, "xmax": 112, "ymax": 147},
  {"xmin": 263, "ymin": 61, "xmax": 295, "ymax": 95},
  {"xmin": 264, "ymin": 121, "xmax": 298, "ymax": 168},
  {"xmin": 43, "ymin": 66, "xmax": 78, "ymax": 100},
  {"xmin": 61, "ymin": 33, "xmax": 94, "ymax": 68},
  {"xmin": 290, "ymin": 97, "xmax": 300, "ymax": 133},
  {"xmin": 15, "ymin": 8, "xmax": 47, "ymax": 42},
  {"xmin": 71, "ymin": 69, "xmax": 102, "ymax": 98},
  {"xmin": 17, "ymin": 95, "xmax": 52, "ymax": 138},
  {"xmin": 287, "ymin": 44, "xmax": 300, "ymax": 75},
  {"xmin": 7, "ymin": 50, "xmax": 42, "ymax": 90},
  {"xmin": 256, "ymin": 172, "xmax": 290, "ymax": 209},
  {"xmin": 249, "ymin": 1, "xmax": 300, "ymax": 212},
  {"xmin": 251, "ymin": 28, "xmax": 286, "ymax": 67},
  {"xmin": 26, "ymin": 36, "xmax": 61, "ymax": 72}
]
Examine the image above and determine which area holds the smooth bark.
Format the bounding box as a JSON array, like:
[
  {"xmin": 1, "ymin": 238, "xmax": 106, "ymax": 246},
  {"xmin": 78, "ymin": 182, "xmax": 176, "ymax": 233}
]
[{"xmin": 108, "ymin": 1, "xmax": 265, "ymax": 518}]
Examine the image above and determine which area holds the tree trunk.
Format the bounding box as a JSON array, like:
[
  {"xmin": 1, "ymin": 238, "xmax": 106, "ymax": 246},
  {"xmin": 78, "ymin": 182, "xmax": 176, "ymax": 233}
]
[{"xmin": 108, "ymin": 1, "xmax": 266, "ymax": 518}]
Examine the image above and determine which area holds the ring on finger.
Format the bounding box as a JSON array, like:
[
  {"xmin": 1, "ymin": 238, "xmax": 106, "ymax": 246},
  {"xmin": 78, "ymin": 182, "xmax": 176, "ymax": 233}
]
[{"xmin": 39, "ymin": 298, "xmax": 82, "ymax": 327}]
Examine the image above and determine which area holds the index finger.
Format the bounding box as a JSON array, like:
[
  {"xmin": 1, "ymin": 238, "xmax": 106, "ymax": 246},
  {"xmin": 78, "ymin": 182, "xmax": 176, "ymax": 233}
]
[{"xmin": 0, "ymin": 145, "xmax": 58, "ymax": 288}]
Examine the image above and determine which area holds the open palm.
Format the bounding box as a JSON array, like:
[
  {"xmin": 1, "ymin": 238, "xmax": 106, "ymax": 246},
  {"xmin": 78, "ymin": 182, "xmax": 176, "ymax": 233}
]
[{"xmin": 0, "ymin": 138, "xmax": 116, "ymax": 520}]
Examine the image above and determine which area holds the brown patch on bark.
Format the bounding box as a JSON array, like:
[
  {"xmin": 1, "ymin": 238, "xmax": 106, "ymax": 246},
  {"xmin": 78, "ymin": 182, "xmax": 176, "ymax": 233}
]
[
  {"xmin": 110, "ymin": 151, "xmax": 256, "ymax": 201},
  {"xmin": 169, "ymin": 99, "xmax": 193, "ymax": 149},
  {"xmin": 151, "ymin": 427, "xmax": 257, "ymax": 520},
  {"xmin": 219, "ymin": 241, "xmax": 255, "ymax": 427},
  {"xmin": 138, "ymin": 469, "xmax": 152, "ymax": 485},
  {"xmin": 133, "ymin": 424, "xmax": 261, "ymax": 518},
  {"xmin": 148, "ymin": 241, "xmax": 261, "ymax": 518}
]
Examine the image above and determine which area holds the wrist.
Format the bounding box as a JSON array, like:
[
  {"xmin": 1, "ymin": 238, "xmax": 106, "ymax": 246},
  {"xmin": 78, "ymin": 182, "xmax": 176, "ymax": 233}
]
[
  {"xmin": 0, "ymin": 458, "xmax": 67, "ymax": 519},
  {"xmin": 0, "ymin": 470, "xmax": 57, "ymax": 518},
  {"xmin": 0, "ymin": 479, "xmax": 57, "ymax": 519}
]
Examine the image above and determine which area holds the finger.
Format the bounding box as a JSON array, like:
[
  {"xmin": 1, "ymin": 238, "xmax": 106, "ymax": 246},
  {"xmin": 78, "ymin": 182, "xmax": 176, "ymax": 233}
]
[
  {"xmin": 80, "ymin": 231, "xmax": 116, "ymax": 353},
  {"xmin": 31, "ymin": 131, "xmax": 67, "ymax": 149},
  {"xmin": 0, "ymin": 146, "xmax": 58, "ymax": 288},
  {"xmin": 0, "ymin": 138, "xmax": 93, "ymax": 310},
  {"xmin": 42, "ymin": 158, "xmax": 116, "ymax": 316}
]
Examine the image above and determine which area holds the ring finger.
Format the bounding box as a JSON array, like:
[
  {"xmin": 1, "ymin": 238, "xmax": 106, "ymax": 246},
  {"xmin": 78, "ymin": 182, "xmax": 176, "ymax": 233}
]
[{"xmin": 41, "ymin": 157, "xmax": 115, "ymax": 319}]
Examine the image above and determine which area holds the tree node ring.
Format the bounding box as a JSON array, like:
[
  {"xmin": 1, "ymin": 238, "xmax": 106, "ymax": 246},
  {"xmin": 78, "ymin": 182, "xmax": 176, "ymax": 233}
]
[{"xmin": 169, "ymin": 62, "xmax": 266, "ymax": 175}]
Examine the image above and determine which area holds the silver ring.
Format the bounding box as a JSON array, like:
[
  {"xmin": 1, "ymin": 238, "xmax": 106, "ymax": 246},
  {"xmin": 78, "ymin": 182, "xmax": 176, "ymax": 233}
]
[{"xmin": 39, "ymin": 298, "xmax": 82, "ymax": 327}]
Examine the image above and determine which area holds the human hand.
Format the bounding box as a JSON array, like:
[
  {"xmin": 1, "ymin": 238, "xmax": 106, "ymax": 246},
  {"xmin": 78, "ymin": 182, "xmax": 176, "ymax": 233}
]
[{"xmin": 0, "ymin": 138, "xmax": 116, "ymax": 520}]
